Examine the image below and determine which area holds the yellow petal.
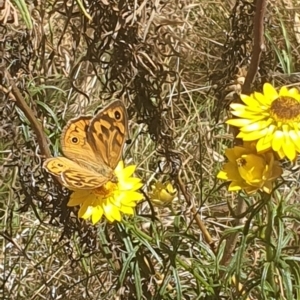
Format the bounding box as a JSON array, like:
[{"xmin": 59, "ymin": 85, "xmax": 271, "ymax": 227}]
[
  {"xmin": 226, "ymin": 118, "xmax": 255, "ymax": 127},
  {"xmin": 223, "ymin": 163, "xmax": 244, "ymax": 180},
  {"xmin": 262, "ymin": 181, "xmax": 272, "ymax": 194},
  {"xmin": 240, "ymin": 94, "xmax": 261, "ymax": 107},
  {"xmin": 256, "ymin": 138, "xmax": 272, "ymax": 152},
  {"xmin": 129, "ymin": 191, "xmax": 144, "ymax": 202},
  {"xmin": 237, "ymin": 128, "xmax": 269, "ymax": 141},
  {"xmin": 104, "ymin": 203, "xmax": 121, "ymax": 222},
  {"xmin": 122, "ymin": 165, "xmax": 136, "ymax": 178},
  {"xmin": 79, "ymin": 202, "xmax": 94, "ymax": 219},
  {"xmin": 226, "ymin": 147, "xmax": 251, "ymax": 161},
  {"xmin": 217, "ymin": 170, "xmax": 229, "ymax": 180},
  {"xmin": 228, "ymin": 182, "xmax": 243, "ymax": 192},
  {"xmin": 287, "ymin": 89, "xmax": 300, "ymax": 101},
  {"xmin": 272, "ymin": 130, "xmax": 284, "ymax": 151},
  {"xmin": 278, "ymin": 86, "xmax": 289, "ymax": 96},
  {"xmin": 91, "ymin": 206, "xmax": 104, "ymax": 224},
  {"xmin": 230, "ymin": 103, "xmax": 265, "ymax": 113},
  {"xmin": 253, "ymin": 91, "xmax": 271, "ymax": 106},
  {"xmin": 289, "ymin": 130, "xmax": 300, "ymax": 152},
  {"xmin": 119, "ymin": 177, "xmax": 142, "ymax": 190},
  {"xmin": 68, "ymin": 190, "xmax": 92, "ymax": 206},
  {"xmin": 282, "ymin": 137, "xmax": 296, "ymax": 161},
  {"xmin": 263, "ymin": 83, "xmax": 279, "ymax": 101},
  {"xmin": 119, "ymin": 206, "xmax": 134, "ymax": 214},
  {"xmin": 115, "ymin": 160, "xmax": 124, "ymax": 173},
  {"xmin": 244, "ymin": 185, "xmax": 259, "ymax": 194},
  {"xmin": 241, "ymin": 119, "xmax": 273, "ymax": 132},
  {"xmin": 276, "ymin": 148, "xmax": 285, "ymax": 159}
]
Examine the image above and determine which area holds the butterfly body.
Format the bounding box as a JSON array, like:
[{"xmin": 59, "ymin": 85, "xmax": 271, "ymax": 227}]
[{"xmin": 43, "ymin": 100, "xmax": 128, "ymax": 190}]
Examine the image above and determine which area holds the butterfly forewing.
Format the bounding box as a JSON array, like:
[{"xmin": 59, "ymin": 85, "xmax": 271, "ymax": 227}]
[
  {"xmin": 60, "ymin": 114, "xmax": 111, "ymax": 175},
  {"xmin": 88, "ymin": 100, "xmax": 128, "ymax": 170},
  {"xmin": 61, "ymin": 116, "xmax": 95, "ymax": 161}
]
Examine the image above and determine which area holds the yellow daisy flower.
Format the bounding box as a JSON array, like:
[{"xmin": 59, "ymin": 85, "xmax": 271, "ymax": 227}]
[
  {"xmin": 217, "ymin": 143, "xmax": 282, "ymax": 194},
  {"xmin": 67, "ymin": 161, "xmax": 143, "ymax": 224},
  {"xmin": 227, "ymin": 83, "xmax": 300, "ymax": 161},
  {"xmin": 149, "ymin": 181, "xmax": 177, "ymax": 207}
]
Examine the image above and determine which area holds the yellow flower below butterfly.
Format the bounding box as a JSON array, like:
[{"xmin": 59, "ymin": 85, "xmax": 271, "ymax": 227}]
[
  {"xmin": 67, "ymin": 161, "xmax": 143, "ymax": 224},
  {"xmin": 227, "ymin": 83, "xmax": 300, "ymax": 161},
  {"xmin": 217, "ymin": 143, "xmax": 282, "ymax": 194}
]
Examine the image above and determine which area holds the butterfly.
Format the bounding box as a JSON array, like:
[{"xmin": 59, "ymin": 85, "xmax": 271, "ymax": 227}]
[{"xmin": 43, "ymin": 100, "xmax": 128, "ymax": 190}]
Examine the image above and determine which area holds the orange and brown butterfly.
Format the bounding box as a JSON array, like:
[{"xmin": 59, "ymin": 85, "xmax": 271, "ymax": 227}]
[{"xmin": 43, "ymin": 100, "xmax": 128, "ymax": 190}]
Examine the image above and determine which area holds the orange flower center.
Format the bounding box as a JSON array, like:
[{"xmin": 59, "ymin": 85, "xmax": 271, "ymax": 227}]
[
  {"xmin": 270, "ymin": 96, "xmax": 300, "ymax": 122},
  {"xmin": 94, "ymin": 182, "xmax": 117, "ymax": 198},
  {"xmin": 236, "ymin": 157, "xmax": 247, "ymax": 167}
]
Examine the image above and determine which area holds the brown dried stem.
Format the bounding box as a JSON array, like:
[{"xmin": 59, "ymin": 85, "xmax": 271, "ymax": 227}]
[
  {"xmin": 220, "ymin": 0, "xmax": 267, "ymax": 267},
  {"xmin": 242, "ymin": 0, "xmax": 267, "ymax": 95}
]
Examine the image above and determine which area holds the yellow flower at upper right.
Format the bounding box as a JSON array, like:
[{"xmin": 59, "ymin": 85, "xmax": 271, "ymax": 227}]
[{"xmin": 227, "ymin": 83, "xmax": 300, "ymax": 161}]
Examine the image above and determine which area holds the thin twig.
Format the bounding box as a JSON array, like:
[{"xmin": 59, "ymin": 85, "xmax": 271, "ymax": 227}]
[
  {"xmin": 4, "ymin": 70, "xmax": 52, "ymax": 158},
  {"xmin": 242, "ymin": 0, "xmax": 267, "ymax": 95},
  {"xmin": 176, "ymin": 175, "xmax": 214, "ymax": 249}
]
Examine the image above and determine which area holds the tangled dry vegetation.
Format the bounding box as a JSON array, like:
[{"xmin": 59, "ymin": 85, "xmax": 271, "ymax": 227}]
[{"xmin": 1, "ymin": 0, "xmax": 300, "ymax": 299}]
